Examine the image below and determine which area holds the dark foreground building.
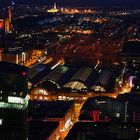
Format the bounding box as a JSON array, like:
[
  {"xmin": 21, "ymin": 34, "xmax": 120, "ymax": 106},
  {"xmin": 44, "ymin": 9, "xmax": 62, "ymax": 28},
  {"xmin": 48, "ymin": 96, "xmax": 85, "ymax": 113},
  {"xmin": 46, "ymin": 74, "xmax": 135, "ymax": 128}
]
[
  {"xmin": 121, "ymin": 41, "xmax": 140, "ymax": 63},
  {"xmin": 0, "ymin": 61, "xmax": 28, "ymax": 140},
  {"xmin": 65, "ymin": 122, "xmax": 140, "ymax": 140},
  {"xmin": 28, "ymin": 100, "xmax": 75, "ymax": 134},
  {"xmin": 28, "ymin": 121, "xmax": 59, "ymax": 140}
]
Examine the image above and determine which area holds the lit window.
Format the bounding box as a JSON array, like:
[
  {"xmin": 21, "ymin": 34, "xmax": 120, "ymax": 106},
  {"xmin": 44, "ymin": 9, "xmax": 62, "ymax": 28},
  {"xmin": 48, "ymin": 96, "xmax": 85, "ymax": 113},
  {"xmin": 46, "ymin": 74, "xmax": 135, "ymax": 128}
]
[
  {"xmin": 0, "ymin": 119, "xmax": 3, "ymax": 125},
  {"xmin": 8, "ymin": 96, "xmax": 24, "ymax": 104}
]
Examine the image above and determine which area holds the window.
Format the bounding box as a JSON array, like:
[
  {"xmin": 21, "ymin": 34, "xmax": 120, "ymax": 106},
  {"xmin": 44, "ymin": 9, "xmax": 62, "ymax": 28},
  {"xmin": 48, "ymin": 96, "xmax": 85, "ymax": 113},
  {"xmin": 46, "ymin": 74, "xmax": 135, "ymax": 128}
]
[{"xmin": 0, "ymin": 119, "xmax": 3, "ymax": 125}]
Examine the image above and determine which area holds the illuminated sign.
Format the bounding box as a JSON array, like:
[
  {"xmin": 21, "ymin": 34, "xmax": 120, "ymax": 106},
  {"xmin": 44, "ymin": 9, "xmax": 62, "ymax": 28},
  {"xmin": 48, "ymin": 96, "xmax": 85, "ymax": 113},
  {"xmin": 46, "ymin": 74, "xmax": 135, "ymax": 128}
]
[
  {"xmin": 8, "ymin": 95, "xmax": 29, "ymax": 105},
  {"xmin": 8, "ymin": 96, "xmax": 24, "ymax": 104},
  {"xmin": 97, "ymin": 101, "xmax": 106, "ymax": 104}
]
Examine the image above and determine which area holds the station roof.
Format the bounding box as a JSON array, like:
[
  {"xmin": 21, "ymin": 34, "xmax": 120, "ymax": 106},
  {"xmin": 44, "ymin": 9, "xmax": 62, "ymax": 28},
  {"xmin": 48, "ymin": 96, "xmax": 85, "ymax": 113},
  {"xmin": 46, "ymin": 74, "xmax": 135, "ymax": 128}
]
[
  {"xmin": 64, "ymin": 67, "xmax": 95, "ymax": 90},
  {"xmin": 91, "ymin": 70, "xmax": 112, "ymax": 92},
  {"xmin": 85, "ymin": 70, "xmax": 98, "ymax": 87},
  {"xmin": 28, "ymin": 64, "xmax": 51, "ymax": 85},
  {"xmin": 41, "ymin": 66, "xmax": 71, "ymax": 88},
  {"xmin": 70, "ymin": 67, "xmax": 93, "ymax": 82},
  {"xmin": 64, "ymin": 81, "xmax": 87, "ymax": 90},
  {"xmin": 28, "ymin": 64, "xmax": 49, "ymax": 79},
  {"xmin": 57, "ymin": 67, "xmax": 77, "ymax": 86}
]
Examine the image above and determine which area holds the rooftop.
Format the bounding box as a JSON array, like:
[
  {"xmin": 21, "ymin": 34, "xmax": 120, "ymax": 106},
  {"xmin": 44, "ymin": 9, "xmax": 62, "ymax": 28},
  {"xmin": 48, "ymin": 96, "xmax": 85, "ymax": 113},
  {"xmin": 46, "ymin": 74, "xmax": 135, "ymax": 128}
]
[
  {"xmin": 28, "ymin": 121, "xmax": 59, "ymax": 140},
  {"xmin": 28, "ymin": 64, "xmax": 51, "ymax": 86},
  {"xmin": 28, "ymin": 100, "xmax": 74, "ymax": 119},
  {"xmin": 81, "ymin": 96, "xmax": 118, "ymax": 111},
  {"xmin": 64, "ymin": 67, "xmax": 97, "ymax": 90},
  {"xmin": 65, "ymin": 122, "xmax": 140, "ymax": 140},
  {"xmin": 0, "ymin": 61, "xmax": 28, "ymax": 74},
  {"xmin": 122, "ymin": 41, "xmax": 140, "ymax": 56}
]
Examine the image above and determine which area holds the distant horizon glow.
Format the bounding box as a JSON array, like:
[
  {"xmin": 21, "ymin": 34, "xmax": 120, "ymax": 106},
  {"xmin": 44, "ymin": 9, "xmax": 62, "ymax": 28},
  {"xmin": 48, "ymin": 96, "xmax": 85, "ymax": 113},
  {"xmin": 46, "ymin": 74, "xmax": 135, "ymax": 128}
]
[{"xmin": 13, "ymin": 0, "xmax": 140, "ymax": 7}]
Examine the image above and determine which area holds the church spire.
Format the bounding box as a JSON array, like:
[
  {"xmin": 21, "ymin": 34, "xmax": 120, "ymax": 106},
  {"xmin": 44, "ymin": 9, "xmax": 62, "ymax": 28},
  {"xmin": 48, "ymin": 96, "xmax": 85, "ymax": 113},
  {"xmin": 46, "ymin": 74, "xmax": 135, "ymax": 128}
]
[{"xmin": 54, "ymin": 2, "xmax": 57, "ymax": 9}]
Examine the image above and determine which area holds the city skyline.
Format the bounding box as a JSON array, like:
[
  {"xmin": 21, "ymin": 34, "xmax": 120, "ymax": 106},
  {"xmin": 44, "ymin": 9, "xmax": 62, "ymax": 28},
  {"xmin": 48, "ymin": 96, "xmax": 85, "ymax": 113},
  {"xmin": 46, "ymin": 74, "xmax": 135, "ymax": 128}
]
[
  {"xmin": 13, "ymin": 0, "xmax": 140, "ymax": 7},
  {"xmin": 0, "ymin": 0, "xmax": 140, "ymax": 139}
]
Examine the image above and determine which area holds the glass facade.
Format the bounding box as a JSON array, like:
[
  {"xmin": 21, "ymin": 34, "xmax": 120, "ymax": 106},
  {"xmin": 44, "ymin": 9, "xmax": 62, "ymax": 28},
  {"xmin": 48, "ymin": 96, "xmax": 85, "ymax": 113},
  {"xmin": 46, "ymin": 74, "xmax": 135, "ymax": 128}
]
[
  {"xmin": 0, "ymin": 62, "xmax": 28, "ymax": 140},
  {"xmin": 0, "ymin": 72, "xmax": 28, "ymax": 98}
]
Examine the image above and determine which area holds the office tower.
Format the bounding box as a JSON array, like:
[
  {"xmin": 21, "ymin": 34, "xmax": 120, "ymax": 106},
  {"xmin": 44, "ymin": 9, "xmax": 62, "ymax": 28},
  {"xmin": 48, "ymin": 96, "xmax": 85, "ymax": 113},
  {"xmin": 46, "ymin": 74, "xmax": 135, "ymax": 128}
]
[
  {"xmin": 0, "ymin": 61, "xmax": 28, "ymax": 140},
  {"xmin": 1, "ymin": 0, "xmax": 13, "ymax": 33}
]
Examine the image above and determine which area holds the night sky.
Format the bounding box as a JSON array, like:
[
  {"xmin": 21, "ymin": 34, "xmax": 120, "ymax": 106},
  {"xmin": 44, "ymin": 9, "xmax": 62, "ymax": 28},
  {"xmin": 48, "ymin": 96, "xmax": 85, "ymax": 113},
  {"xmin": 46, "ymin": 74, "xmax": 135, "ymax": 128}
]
[{"xmin": 14, "ymin": 0, "xmax": 140, "ymax": 7}]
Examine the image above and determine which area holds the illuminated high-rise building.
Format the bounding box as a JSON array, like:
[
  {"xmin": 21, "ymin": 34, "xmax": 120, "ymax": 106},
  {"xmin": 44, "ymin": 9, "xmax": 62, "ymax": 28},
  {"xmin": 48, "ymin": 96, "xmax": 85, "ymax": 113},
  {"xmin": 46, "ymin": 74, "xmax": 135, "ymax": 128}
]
[
  {"xmin": 1, "ymin": 0, "xmax": 13, "ymax": 33},
  {"xmin": 0, "ymin": 19, "xmax": 4, "ymax": 31},
  {"xmin": 0, "ymin": 61, "xmax": 29, "ymax": 140}
]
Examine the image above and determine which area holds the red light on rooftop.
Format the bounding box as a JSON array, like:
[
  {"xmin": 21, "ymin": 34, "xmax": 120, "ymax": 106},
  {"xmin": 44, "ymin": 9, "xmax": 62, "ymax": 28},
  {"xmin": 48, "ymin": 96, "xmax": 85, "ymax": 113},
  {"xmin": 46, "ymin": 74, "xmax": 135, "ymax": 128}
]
[
  {"xmin": 22, "ymin": 72, "xmax": 26, "ymax": 76},
  {"xmin": 91, "ymin": 110, "xmax": 100, "ymax": 122}
]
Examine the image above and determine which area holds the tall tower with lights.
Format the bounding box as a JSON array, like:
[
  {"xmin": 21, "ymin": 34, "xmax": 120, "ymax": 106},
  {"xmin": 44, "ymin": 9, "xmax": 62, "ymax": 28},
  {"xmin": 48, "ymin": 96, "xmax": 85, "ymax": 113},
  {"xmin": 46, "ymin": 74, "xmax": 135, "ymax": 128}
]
[
  {"xmin": 1, "ymin": 0, "xmax": 13, "ymax": 33},
  {"xmin": 54, "ymin": 2, "xmax": 57, "ymax": 9}
]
